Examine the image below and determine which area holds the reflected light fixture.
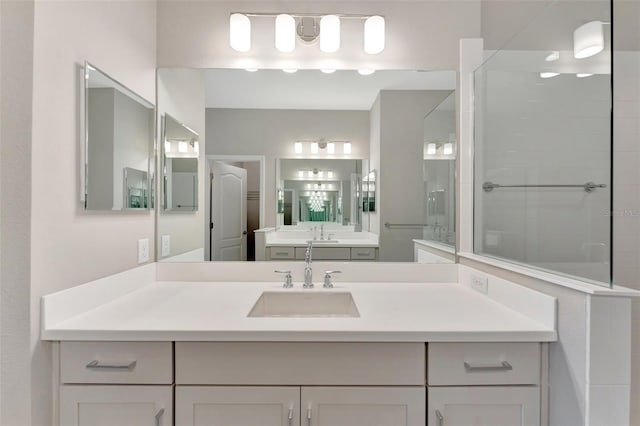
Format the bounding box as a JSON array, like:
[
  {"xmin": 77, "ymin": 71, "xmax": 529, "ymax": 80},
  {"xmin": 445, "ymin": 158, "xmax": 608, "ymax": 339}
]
[
  {"xmin": 307, "ymin": 171, "xmax": 314, "ymax": 178},
  {"xmin": 426, "ymin": 143, "xmax": 437, "ymax": 155},
  {"xmin": 230, "ymin": 13, "xmax": 251, "ymax": 52},
  {"xmin": 327, "ymin": 142, "xmax": 335, "ymax": 154},
  {"xmin": 321, "ymin": 69, "xmax": 336, "ymax": 74},
  {"xmin": 318, "ymin": 171, "xmax": 324, "ymax": 178},
  {"xmin": 164, "ymin": 141, "xmax": 171, "ymax": 154},
  {"xmin": 298, "ymin": 170, "xmax": 305, "ymax": 178},
  {"xmin": 294, "ymin": 142, "xmax": 303, "ymax": 153},
  {"xmin": 320, "ymin": 15, "xmax": 341, "ymax": 53},
  {"xmin": 358, "ymin": 69, "xmax": 375, "ymax": 76},
  {"xmin": 245, "ymin": 68, "xmax": 259, "ymax": 72},
  {"xmin": 343, "ymin": 142, "xmax": 352, "ymax": 154},
  {"xmin": 540, "ymin": 72, "xmax": 560, "ymax": 79},
  {"xmin": 574, "ymin": 21, "xmax": 604, "ymax": 59},
  {"xmin": 178, "ymin": 141, "xmax": 188, "ymax": 153},
  {"xmin": 327, "ymin": 171, "xmax": 334, "ymax": 179},
  {"xmin": 282, "ymin": 68, "xmax": 298, "ymax": 74},
  {"xmin": 364, "ymin": 15, "xmax": 385, "ymax": 54},
  {"xmin": 545, "ymin": 51, "xmax": 560, "ymax": 62},
  {"xmin": 275, "ymin": 14, "xmax": 296, "ymax": 52},
  {"xmin": 443, "ymin": 143, "xmax": 453, "ymax": 155},
  {"xmin": 576, "ymin": 73, "xmax": 593, "ymax": 78},
  {"xmin": 311, "ymin": 142, "xmax": 319, "ymax": 154},
  {"xmin": 193, "ymin": 141, "xmax": 199, "ymax": 154}
]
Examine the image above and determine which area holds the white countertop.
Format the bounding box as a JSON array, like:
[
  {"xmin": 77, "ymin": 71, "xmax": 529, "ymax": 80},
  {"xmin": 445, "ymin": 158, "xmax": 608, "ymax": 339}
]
[
  {"xmin": 42, "ymin": 281, "xmax": 556, "ymax": 342},
  {"xmin": 266, "ymin": 239, "xmax": 379, "ymax": 248}
]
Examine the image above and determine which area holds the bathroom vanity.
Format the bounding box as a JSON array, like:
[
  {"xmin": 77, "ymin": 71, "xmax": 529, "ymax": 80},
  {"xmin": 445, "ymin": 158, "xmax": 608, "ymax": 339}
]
[{"xmin": 43, "ymin": 263, "xmax": 556, "ymax": 426}]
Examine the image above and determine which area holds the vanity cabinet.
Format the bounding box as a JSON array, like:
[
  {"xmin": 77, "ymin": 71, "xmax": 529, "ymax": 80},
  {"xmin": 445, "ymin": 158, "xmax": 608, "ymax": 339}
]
[{"xmin": 426, "ymin": 342, "xmax": 542, "ymax": 426}]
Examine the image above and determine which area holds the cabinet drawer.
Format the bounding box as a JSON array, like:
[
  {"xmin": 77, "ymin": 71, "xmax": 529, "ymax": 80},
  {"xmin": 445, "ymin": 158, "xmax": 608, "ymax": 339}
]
[
  {"xmin": 61, "ymin": 342, "xmax": 173, "ymax": 384},
  {"xmin": 295, "ymin": 247, "xmax": 351, "ymax": 260},
  {"xmin": 351, "ymin": 247, "xmax": 376, "ymax": 260},
  {"xmin": 269, "ymin": 247, "xmax": 295, "ymax": 259},
  {"xmin": 428, "ymin": 342, "xmax": 540, "ymax": 386},
  {"xmin": 176, "ymin": 342, "xmax": 425, "ymax": 385}
]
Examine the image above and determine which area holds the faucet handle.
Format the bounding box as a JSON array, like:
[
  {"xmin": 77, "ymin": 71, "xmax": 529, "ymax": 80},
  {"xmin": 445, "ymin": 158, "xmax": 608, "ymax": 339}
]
[
  {"xmin": 274, "ymin": 270, "xmax": 293, "ymax": 288},
  {"xmin": 323, "ymin": 270, "xmax": 342, "ymax": 288}
]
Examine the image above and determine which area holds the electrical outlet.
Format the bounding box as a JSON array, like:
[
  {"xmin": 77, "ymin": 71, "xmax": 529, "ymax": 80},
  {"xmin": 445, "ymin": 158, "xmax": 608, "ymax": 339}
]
[
  {"xmin": 161, "ymin": 235, "xmax": 171, "ymax": 257},
  {"xmin": 137, "ymin": 238, "xmax": 149, "ymax": 264},
  {"xmin": 470, "ymin": 274, "xmax": 488, "ymax": 294}
]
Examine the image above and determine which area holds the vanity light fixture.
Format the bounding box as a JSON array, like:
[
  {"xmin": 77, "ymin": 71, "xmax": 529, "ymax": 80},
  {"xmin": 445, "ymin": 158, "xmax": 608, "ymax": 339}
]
[
  {"xmin": 574, "ymin": 21, "xmax": 605, "ymax": 59},
  {"xmin": 294, "ymin": 142, "xmax": 303, "ymax": 154},
  {"xmin": 576, "ymin": 73, "xmax": 593, "ymax": 78},
  {"xmin": 293, "ymin": 140, "xmax": 352, "ymax": 155},
  {"xmin": 544, "ymin": 51, "xmax": 560, "ymax": 62},
  {"xmin": 275, "ymin": 14, "xmax": 296, "ymax": 52},
  {"xmin": 540, "ymin": 72, "xmax": 560, "ymax": 79},
  {"xmin": 364, "ymin": 15, "xmax": 385, "ymax": 54},
  {"xmin": 320, "ymin": 15, "xmax": 340, "ymax": 53},
  {"xmin": 358, "ymin": 69, "xmax": 375, "ymax": 76},
  {"xmin": 230, "ymin": 13, "xmax": 251, "ymax": 52}
]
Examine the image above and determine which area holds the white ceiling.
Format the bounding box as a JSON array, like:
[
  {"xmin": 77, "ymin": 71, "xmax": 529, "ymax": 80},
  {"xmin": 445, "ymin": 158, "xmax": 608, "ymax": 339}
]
[{"xmin": 204, "ymin": 69, "xmax": 456, "ymax": 110}]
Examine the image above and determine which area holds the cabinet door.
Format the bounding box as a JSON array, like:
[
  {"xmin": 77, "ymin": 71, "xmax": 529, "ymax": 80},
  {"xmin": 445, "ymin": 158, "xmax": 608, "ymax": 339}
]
[
  {"xmin": 176, "ymin": 386, "xmax": 300, "ymax": 426},
  {"xmin": 428, "ymin": 386, "xmax": 540, "ymax": 426},
  {"xmin": 302, "ymin": 387, "xmax": 425, "ymax": 426},
  {"xmin": 60, "ymin": 385, "xmax": 171, "ymax": 426}
]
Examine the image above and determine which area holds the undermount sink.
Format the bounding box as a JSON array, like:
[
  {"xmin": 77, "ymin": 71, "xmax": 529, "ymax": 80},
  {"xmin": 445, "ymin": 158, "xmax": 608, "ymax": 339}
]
[{"xmin": 248, "ymin": 291, "xmax": 360, "ymax": 318}]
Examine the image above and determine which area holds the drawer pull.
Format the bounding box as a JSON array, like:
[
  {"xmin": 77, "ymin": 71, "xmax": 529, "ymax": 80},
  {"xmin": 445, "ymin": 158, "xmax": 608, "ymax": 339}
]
[
  {"xmin": 436, "ymin": 409, "xmax": 444, "ymax": 426},
  {"xmin": 288, "ymin": 407, "xmax": 293, "ymax": 426},
  {"xmin": 85, "ymin": 360, "xmax": 137, "ymax": 370},
  {"xmin": 464, "ymin": 361, "xmax": 513, "ymax": 371},
  {"xmin": 155, "ymin": 408, "xmax": 165, "ymax": 426},
  {"xmin": 307, "ymin": 407, "xmax": 312, "ymax": 426}
]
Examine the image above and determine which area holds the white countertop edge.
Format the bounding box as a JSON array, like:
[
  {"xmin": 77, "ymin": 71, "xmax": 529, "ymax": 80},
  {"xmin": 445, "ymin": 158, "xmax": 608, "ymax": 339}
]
[
  {"xmin": 458, "ymin": 252, "xmax": 640, "ymax": 297},
  {"xmin": 412, "ymin": 239, "xmax": 456, "ymax": 254},
  {"xmin": 41, "ymin": 329, "xmax": 557, "ymax": 342},
  {"xmin": 266, "ymin": 242, "xmax": 379, "ymax": 248}
]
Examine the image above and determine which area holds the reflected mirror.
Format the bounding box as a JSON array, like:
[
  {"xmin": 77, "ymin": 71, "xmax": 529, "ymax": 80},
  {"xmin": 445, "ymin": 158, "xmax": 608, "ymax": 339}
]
[
  {"xmin": 84, "ymin": 62, "xmax": 154, "ymax": 210},
  {"xmin": 161, "ymin": 114, "xmax": 199, "ymax": 212}
]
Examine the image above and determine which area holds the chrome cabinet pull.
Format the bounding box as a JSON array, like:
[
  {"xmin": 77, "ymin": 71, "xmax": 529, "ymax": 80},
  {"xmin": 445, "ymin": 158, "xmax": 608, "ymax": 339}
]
[
  {"xmin": 85, "ymin": 360, "xmax": 137, "ymax": 370},
  {"xmin": 155, "ymin": 408, "xmax": 165, "ymax": 426},
  {"xmin": 464, "ymin": 361, "xmax": 513, "ymax": 371},
  {"xmin": 436, "ymin": 409, "xmax": 444, "ymax": 426},
  {"xmin": 288, "ymin": 407, "xmax": 293, "ymax": 426}
]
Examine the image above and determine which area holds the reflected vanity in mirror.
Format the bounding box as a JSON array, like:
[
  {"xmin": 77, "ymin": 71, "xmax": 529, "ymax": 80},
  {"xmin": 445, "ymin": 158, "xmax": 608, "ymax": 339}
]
[
  {"xmin": 83, "ymin": 62, "xmax": 154, "ymax": 210},
  {"xmin": 414, "ymin": 91, "xmax": 456, "ymax": 263},
  {"xmin": 161, "ymin": 114, "xmax": 199, "ymax": 212}
]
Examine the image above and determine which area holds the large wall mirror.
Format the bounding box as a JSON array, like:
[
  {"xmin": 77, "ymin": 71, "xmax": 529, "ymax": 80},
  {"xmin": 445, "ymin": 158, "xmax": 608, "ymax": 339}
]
[
  {"xmin": 161, "ymin": 114, "xmax": 199, "ymax": 212},
  {"xmin": 156, "ymin": 68, "xmax": 456, "ymax": 263},
  {"xmin": 83, "ymin": 62, "xmax": 154, "ymax": 210}
]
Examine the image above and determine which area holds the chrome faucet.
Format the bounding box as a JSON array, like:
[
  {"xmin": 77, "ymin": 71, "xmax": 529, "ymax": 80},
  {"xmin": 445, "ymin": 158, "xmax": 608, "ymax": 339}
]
[{"xmin": 303, "ymin": 240, "xmax": 314, "ymax": 288}]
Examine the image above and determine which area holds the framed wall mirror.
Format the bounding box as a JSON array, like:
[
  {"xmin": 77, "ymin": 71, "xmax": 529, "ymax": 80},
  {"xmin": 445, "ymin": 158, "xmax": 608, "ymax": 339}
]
[
  {"xmin": 83, "ymin": 62, "xmax": 154, "ymax": 211},
  {"xmin": 156, "ymin": 68, "xmax": 456, "ymax": 263},
  {"xmin": 161, "ymin": 114, "xmax": 199, "ymax": 212}
]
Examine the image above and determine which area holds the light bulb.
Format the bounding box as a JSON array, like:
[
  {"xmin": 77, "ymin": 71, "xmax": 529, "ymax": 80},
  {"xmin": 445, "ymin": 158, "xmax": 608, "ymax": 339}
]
[
  {"xmin": 229, "ymin": 14, "xmax": 251, "ymax": 52},
  {"xmin": 320, "ymin": 15, "xmax": 340, "ymax": 53},
  {"xmin": 364, "ymin": 16, "xmax": 385, "ymax": 54},
  {"xmin": 275, "ymin": 14, "xmax": 296, "ymax": 53}
]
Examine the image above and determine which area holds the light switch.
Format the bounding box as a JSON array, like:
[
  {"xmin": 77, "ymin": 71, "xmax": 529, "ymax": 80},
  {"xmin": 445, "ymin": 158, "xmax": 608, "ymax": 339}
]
[
  {"xmin": 161, "ymin": 235, "xmax": 171, "ymax": 257},
  {"xmin": 137, "ymin": 238, "xmax": 150, "ymax": 264}
]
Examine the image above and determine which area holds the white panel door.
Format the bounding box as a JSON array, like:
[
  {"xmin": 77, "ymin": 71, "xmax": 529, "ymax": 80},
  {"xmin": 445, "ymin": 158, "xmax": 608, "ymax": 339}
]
[
  {"xmin": 211, "ymin": 162, "xmax": 247, "ymax": 261},
  {"xmin": 175, "ymin": 386, "xmax": 300, "ymax": 426},
  {"xmin": 302, "ymin": 387, "xmax": 425, "ymax": 426},
  {"xmin": 428, "ymin": 386, "xmax": 540, "ymax": 426},
  {"xmin": 60, "ymin": 385, "xmax": 172, "ymax": 426}
]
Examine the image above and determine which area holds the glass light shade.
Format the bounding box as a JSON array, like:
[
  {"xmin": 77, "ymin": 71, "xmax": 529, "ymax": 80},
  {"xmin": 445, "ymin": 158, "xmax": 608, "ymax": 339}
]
[
  {"xmin": 321, "ymin": 69, "xmax": 336, "ymax": 74},
  {"xmin": 327, "ymin": 142, "xmax": 335, "ymax": 154},
  {"xmin": 294, "ymin": 142, "xmax": 303, "ymax": 153},
  {"xmin": 245, "ymin": 68, "xmax": 258, "ymax": 72},
  {"xmin": 230, "ymin": 14, "xmax": 251, "ymax": 52},
  {"xmin": 298, "ymin": 170, "xmax": 304, "ymax": 178},
  {"xmin": 426, "ymin": 143, "xmax": 437, "ymax": 155},
  {"xmin": 540, "ymin": 72, "xmax": 560, "ymax": 79},
  {"xmin": 443, "ymin": 143, "xmax": 453, "ymax": 155},
  {"xmin": 577, "ymin": 73, "xmax": 593, "ymax": 78},
  {"xmin": 320, "ymin": 15, "xmax": 341, "ymax": 53},
  {"xmin": 275, "ymin": 14, "xmax": 296, "ymax": 53},
  {"xmin": 311, "ymin": 142, "xmax": 319, "ymax": 154},
  {"xmin": 327, "ymin": 171, "xmax": 334, "ymax": 178},
  {"xmin": 282, "ymin": 68, "xmax": 298, "ymax": 74},
  {"xmin": 318, "ymin": 171, "xmax": 324, "ymax": 178},
  {"xmin": 307, "ymin": 171, "xmax": 314, "ymax": 178},
  {"xmin": 574, "ymin": 21, "xmax": 604, "ymax": 59},
  {"xmin": 178, "ymin": 141, "xmax": 188, "ymax": 153},
  {"xmin": 364, "ymin": 16, "xmax": 385, "ymax": 54},
  {"xmin": 343, "ymin": 142, "xmax": 352, "ymax": 154},
  {"xmin": 357, "ymin": 69, "xmax": 375, "ymax": 76},
  {"xmin": 544, "ymin": 51, "xmax": 560, "ymax": 62}
]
